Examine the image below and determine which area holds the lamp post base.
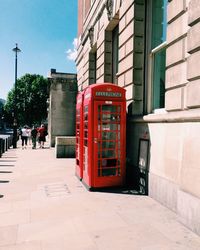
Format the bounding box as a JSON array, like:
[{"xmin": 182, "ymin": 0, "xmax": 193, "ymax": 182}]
[{"xmin": 13, "ymin": 125, "xmax": 17, "ymax": 148}]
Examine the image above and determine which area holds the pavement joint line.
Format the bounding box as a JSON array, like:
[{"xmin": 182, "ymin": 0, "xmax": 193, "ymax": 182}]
[{"xmin": 45, "ymin": 192, "xmax": 71, "ymax": 197}]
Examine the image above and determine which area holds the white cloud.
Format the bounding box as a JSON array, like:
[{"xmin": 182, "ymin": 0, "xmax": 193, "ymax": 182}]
[{"xmin": 66, "ymin": 38, "xmax": 78, "ymax": 61}]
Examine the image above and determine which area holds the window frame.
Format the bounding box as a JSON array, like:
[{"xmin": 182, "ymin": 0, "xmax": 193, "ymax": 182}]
[
  {"xmin": 89, "ymin": 47, "xmax": 97, "ymax": 85},
  {"xmin": 146, "ymin": 0, "xmax": 168, "ymax": 114},
  {"xmin": 112, "ymin": 24, "xmax": 119, "ymax": 84}
]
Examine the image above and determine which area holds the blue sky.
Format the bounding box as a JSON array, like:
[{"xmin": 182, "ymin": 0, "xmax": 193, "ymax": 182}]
[{"xmin": 0, "ymin": 0, "xmax": 78, "ymax": 100}]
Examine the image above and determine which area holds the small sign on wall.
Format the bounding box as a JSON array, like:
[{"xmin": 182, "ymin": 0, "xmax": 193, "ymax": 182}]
[{"xmin": 138, "ymin": 139, "xmax": 149, "ymax": 195}]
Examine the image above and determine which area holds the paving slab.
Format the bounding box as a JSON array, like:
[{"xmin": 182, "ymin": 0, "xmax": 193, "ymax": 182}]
[{"xmin": 0, "ymin": 143, "xmax": 200, "ymax": 249}]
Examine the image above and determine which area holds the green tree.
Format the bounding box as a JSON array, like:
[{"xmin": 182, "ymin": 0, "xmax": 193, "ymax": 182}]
[
  {"xmin": 0, "ymin": 99, "xmax": 5, "ymax": 129},
  {"xmin": 0, "ymin": 99, "xmax": 5, "ymax": 115},
  {"xmin": 4, "ymin": 74, "xmax": 49, "ymax": 127}
]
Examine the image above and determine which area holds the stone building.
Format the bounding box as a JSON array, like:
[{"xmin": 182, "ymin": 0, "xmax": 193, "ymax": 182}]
[
  {"xmin": 47, "ymin": 69, "xmax": 77, "ymax": 147},
  {"xmin": 76, "ymin": 0, "xmax": 200, "ymax": 235}
]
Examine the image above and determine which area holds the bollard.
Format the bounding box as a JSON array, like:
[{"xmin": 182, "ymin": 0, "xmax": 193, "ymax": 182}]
[
  {"xmin": 0, "ymin": 135, "xmax": 12, "ymax": 151},
  {"xmin": 9, "ymin": 135, "xmax": 13, "ymax": 148},
  {"xmin": 2, "ymin": 139, "xmax": 5, "ymax": 153},
  {"xmin": 0, "ymin": 138, "xmax": 3, "ymax": 157},
  {"xmin": 5, "ymin": 138, "xmax": 8, "ymax": 151}
]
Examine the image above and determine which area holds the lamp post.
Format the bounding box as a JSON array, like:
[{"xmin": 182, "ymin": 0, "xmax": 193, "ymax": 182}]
[{"xmin": 12, "ymin": 43, "xmax": 21, "ymax": 148}]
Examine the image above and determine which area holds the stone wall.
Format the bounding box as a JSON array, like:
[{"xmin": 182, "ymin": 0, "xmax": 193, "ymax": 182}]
[
  {"xmin": 165, "ymin": 0, "xmax": 189, "ymax": 111},
  {"xmin": 148, "ymin": 121, "xmax": 200, "ymax": 235},
  {"xmin": 187, "ymin": 0, "xmax": 200, "ymax": 108},
  {"xmin": 147, "ymin": 0, "xmax": 200, "ymax": 235}
]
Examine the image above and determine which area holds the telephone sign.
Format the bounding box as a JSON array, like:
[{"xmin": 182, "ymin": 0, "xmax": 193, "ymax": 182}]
[{"xmin": 95, "ymin": 91, "xmax": 122, "ymax": 97}]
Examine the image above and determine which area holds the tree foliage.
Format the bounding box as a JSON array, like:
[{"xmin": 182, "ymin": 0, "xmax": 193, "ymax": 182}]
[
  {"xmin": 0, "ymin": 99, "xmax": 5, "ymax": 122},
  {"xmin": 4, "ymin": 74, "xmax": 49, "ymax": 127},
  {"xmin": 0, "ymin": 99, "xmax": 5, "ymax": 114}
]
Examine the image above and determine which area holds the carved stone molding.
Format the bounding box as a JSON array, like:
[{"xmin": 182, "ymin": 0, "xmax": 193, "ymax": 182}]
[
  {"xmin": 88, "ymin": 26, "xmax": 94, "ymax": 47},
  {"xmin": 106, "ymin": 0, "xmax": 113, "ymax": 21}
]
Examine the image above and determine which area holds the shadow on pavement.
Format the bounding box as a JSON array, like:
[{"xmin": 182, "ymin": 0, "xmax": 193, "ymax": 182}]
[
  {"xmin": 1, "ymin": 156, "xmax": 17, "ymax": 159},
  {"xmin": 0, "ymin": 171, "xmax": 13, "ymax": 173},
  {"xmin": 0, "ymin": 180, "xmax": 10, "ymax": 183},
  {"xmin": 0, "ymin": 165, "xmax": 15, "ymax": 167},
  {"xmin": 89, "ymin": 186, "xmax": 144, "ymax": 195},
  {"xmin": 0, "ymin": 160, "xmax": 16, "ymax": 162}
]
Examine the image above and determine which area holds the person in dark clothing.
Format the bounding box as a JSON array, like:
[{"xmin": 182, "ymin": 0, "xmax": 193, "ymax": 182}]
[{"xmin": 31, "ymin": 126, "xmax": 38, "ymax": 149}]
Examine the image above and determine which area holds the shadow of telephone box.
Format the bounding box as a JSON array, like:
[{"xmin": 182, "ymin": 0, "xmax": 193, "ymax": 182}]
[{"xmin": 125, "ymin": 160, "xmax": 140, "ymax": 190}]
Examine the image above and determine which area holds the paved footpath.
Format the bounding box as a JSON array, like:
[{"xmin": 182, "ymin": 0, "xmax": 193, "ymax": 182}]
[{"xmin": 0, "ymin": 143, "xmax": 200, "ymax": 250}]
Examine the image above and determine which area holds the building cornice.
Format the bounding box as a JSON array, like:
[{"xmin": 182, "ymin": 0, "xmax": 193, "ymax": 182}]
[
  {"xmin": 81, "ymin": 0, "xmax": 106, "ymax": 46},
  {"xmin": 129, "ymin": 108, "xmax": 200, "ymax": 123}
]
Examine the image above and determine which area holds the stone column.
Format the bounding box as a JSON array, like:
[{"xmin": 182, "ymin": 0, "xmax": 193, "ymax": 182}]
[{"xmin": 48, "ymin": 69, "xmax": 78, "ymax": 147}]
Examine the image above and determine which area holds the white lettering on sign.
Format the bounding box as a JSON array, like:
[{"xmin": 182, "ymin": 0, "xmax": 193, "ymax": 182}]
[
  {"xmin": 95, "ymin": 91, "xmax": 122, "ymax": 97},
  {"xmin": 105, "ymin": 101, "xmax": 112, "ymax": 104}
]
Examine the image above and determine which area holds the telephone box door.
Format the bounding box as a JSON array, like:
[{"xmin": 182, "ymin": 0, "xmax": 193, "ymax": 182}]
[
  {"xmin": 75, "ymin": 92, "xmax": 84, "ymax": 180},
  {"xmin": 93, "ymin": 101, "xmax": 126, "ymax": 187}
]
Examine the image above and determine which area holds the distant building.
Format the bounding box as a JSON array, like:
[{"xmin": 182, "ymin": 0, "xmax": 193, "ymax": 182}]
[
  {"xmin": 76, "ymin": 0, "xmax": 200, "ymax": 235},
  {"xmin": 47, "ymin": 69, "xmax": 77, "ymax": 147}
]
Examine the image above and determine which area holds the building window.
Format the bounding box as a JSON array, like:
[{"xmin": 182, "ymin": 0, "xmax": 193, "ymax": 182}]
[
  {"xmin": 104, "ymin": 24, "xmax": 119, "ymax": 84},
  {"xmin": 89, "ymin": 50, "xmax": 97, "ymax": 85},
  {"xmin": 152, "ymin": 47, "xmax": 166, "ymax": 109},
  {"xmin": 112, "ymin": 25, "xmax": 119, "ymax": 83},
  {"xmin": 147, "ymin": 0, "xmax": 167, "ymax": 111}
]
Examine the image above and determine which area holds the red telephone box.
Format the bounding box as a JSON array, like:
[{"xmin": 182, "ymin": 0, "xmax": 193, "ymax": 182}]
[
  {"xmin": 75, "ymin": 91, "xmax": 84, "ymax": 180},
  {"xmin": 82, "ymin": 83, "xmax": 126, "ymax": 189}
]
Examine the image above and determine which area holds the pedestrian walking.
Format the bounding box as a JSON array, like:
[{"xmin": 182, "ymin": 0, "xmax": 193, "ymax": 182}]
[
  {"xmin": 31, "ymin": 126, "xmax": 38, "ymax": 149},
  {"xmin": 37, "ymin": 124, "xmax": 48, "ymax": 148},
  {"xmin": 21, "ymin": 125, "xmax": 29, "ymax": 149}
]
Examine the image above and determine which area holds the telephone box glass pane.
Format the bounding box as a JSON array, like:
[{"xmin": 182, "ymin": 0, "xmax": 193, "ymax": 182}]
[
  {"xmin": 102, "ymin": 150, "xmax": 116, "ymax": 158},
  {"xmin": 97, "ymin": 104, "xmax": 122, "ymax": 177},
  {"xmin": 83, "ymin": 106, "xmax": 88, "ymax": 172},
  {"xmin": 102, "ymin": 132, "xmax": 116, "ymax": 140},
  {"xmin": 102, "ymin": 141, "xmax": 115, "ymax": 149},
  {"xmin": 102, "ymin": 105, "xmax": 117, "ymax": 112}
]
